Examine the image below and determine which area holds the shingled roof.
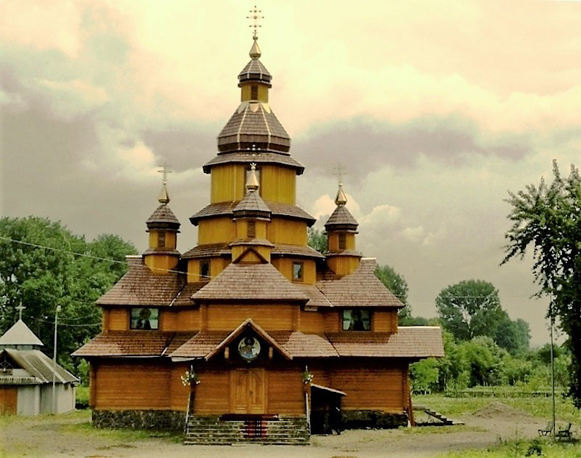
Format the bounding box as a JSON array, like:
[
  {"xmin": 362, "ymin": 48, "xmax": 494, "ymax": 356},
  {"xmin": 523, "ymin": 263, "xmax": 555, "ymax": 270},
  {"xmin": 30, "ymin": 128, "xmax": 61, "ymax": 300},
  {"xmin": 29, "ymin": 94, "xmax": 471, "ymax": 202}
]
[
  {"xmin": 233, "ymin": 189, "xmax": 271, "ymax": 218},
  {"xmin": 192, "ymin": 262, "xmax": 309, "ymax": 303},
  {"xmin": 96, "ymin": 257, "xmax": 188, "ymax": 306},
  {"xmin": 325, "ymin": 205, "xmax": 359, "ymax": 230},
  {"xmin": 146, "ymin": 203, "xmax": 180, "ymax": 230},
  {"xmin": 326, "ymin": 327, "xmax": 444, "ymax": 359},
  {"xmin": 217, "ymin": 103, "xmax": 291, "ymax": 154},
  {"xmin": 203, "ymin": 152, "xmax": 304, "ymax": 174},
  {"xmin": 271, "ymin": 244, "xmax": 325, "ymax": 259},
  {"xmin": 190, "ymin": 201, "xmax": 315, "ymax": 226},
  {"xmin": 72, "ymin": 331, "xmax": 194, "ymax": 358},
  {"xmin": 317, "ymin": 258, "xmax": 403, "ymax": 308}
]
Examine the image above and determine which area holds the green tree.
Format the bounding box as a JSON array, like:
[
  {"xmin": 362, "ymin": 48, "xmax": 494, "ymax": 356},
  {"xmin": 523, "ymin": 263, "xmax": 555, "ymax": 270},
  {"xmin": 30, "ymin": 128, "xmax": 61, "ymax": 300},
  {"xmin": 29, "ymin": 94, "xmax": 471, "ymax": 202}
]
[
  {"xmin": 502, "ymin": 161, "xmax": 581, "ymax": 407},
  {"xmin": 0, "ymin": 216, "xmax": 137, "ymax": 372},
  {"xmin": 436, "ymin": 280, "xmax": 505, "ymax": 341},
  {"xmin": 374, "ymin": 264, "xmax": 412, "ymax": 322},
  {"xmin": 307, "ymin": 227, "xmax": 327, "ymax": 253}
]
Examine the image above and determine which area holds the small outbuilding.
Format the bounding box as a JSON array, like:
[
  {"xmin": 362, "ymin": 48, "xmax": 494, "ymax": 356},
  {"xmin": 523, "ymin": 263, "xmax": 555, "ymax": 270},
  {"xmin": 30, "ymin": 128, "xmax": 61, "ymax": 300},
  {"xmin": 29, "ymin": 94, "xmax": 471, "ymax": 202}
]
[{"xmin": 0, "ymin": 319, "xmax": 78, "ymax": 415}]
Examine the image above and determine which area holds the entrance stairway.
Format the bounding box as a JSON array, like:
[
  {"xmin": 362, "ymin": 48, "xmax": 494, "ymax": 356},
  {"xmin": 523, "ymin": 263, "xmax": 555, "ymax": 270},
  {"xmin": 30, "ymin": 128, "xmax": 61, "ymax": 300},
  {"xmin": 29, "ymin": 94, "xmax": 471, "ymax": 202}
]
[
  {"xmin": 184, "ymin": 415, "xmax": 310, "ymax": 445},
  {"xmin": 414, "ymin": 406, "xmax": 464, "ymax": 426}
]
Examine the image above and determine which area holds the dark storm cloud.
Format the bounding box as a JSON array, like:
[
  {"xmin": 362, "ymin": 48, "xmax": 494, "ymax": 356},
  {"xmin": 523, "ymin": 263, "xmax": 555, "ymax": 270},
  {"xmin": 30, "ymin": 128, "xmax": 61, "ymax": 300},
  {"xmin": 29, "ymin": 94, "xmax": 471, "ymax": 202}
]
[
  {"xmin": 141, "ymin": 123, "xmax": 219, "ymax": 172},
  {"xmin": 293, "ymin": 115, "xmax": 533, "ymax": 179}
]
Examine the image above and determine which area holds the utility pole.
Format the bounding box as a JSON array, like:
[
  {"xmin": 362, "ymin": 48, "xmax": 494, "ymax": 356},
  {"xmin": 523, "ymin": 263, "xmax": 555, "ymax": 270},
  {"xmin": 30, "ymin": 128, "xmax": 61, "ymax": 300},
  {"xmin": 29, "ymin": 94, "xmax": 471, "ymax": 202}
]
[
  {"xmin": 549, "ymin": 294, "xmax": 556, "ymax": 440},
  {"xmin": 52, "ymin": 305, "xmax": 61, "ymax": 414}
]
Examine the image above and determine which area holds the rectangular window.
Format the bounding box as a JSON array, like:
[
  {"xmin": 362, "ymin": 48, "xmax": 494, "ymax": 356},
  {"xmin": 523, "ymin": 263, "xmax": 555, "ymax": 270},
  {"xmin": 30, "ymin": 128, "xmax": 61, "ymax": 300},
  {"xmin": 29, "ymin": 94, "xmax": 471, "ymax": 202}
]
[
  {"xmin": 200, "ymin": 261, "xmax": 210, "ymax": 279},
  {"xmin": 338, "ymin": 233, "xmax": 347, "ymax": 250},
  {"xmin": 158, "ymin": 231, "xmax": 166, "ymax": 248},
  {"xmin": 251, "ymin": 85, "xmax": 258, "ymax": 100},
  {"xmin": 247, "ymin": 220, "xmax": 256, "ymax": 238},
  {"xmin": 292, "ymin": 262, "xmax": 303, "ymax": 281},
  {"xmin": 130, "ymin": 308, "xmax": 159, "ymax": 330},
  {"xmin": 342, "ymin": 309, "xmax": 371, "ymax": 331}
]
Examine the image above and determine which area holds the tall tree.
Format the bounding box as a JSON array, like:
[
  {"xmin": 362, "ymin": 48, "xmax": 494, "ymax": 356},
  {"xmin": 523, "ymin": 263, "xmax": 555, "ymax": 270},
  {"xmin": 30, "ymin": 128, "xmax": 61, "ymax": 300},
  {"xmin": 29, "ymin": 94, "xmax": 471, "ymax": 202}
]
[
  {"xmin": 0, "ymin": 217, "xmax": 137, "ymax": 371},
  {"xmin": 436, "ymin": 279, "xmax": 505, "ymax": 342},
  {"xmin": 502, "ymin": 160, "xmax": 581, "ymax": 407},
  {"xmin": 374, "ymin": 264, "xmax": 412, "ymax": 322}
]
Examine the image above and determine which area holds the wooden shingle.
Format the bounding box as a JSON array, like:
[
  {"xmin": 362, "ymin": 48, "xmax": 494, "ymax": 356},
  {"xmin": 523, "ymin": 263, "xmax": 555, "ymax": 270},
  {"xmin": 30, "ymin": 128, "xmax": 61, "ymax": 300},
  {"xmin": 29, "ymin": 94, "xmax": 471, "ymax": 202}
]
[
  {"xmin": 96, "ymin": 257, "xmax": 188, "ymax": 306},
  {"xmin": 317, "ymin": 258, "xmax": 403, "ymax": 308},
  {"xmin": 192, "ymin": 263, "xmax": 309, "ymax": 303},
  {"xmin": 326, "ymin": 327, "xmax": 444, "ymax": 358}
]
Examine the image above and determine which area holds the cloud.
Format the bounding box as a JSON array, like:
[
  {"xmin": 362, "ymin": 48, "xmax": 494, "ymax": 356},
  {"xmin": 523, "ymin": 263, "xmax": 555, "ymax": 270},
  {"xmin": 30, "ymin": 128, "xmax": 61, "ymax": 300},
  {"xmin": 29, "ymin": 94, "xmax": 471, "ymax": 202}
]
[{"xmin": 294, "ymin": 114, "xmax": 533, "ymax": 180}]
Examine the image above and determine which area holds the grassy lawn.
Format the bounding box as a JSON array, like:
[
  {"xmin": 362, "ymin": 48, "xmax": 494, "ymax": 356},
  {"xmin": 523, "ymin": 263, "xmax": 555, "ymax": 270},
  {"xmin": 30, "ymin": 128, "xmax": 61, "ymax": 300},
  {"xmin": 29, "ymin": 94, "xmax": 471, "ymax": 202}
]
[
  {"xmin": 415, "ymin": 393, "xmax": 581, "ymax": 424},
  {"xmin": 414, "ymin": 394, "xmax": 581, "ymax": 457}
]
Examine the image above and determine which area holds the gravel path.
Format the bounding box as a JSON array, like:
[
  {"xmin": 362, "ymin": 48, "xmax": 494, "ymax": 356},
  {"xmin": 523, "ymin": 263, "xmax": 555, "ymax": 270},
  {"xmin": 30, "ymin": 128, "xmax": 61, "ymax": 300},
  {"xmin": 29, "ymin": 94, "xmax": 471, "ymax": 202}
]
[{"xmin": 0, "ymin": 408, "xmax": 548, "ymax": 457}]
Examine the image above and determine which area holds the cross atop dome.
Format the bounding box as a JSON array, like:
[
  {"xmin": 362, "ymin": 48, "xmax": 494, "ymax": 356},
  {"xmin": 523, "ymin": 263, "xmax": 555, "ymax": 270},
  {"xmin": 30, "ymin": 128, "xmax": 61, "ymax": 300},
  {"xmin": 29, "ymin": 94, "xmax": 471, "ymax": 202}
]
[
  {"xmin": 247, "ymin": 5, "xmax": 263, "ymax": 39},
  {"xmin": 157, "ymin": 162, "xmax": 172, "ymax": 204}
]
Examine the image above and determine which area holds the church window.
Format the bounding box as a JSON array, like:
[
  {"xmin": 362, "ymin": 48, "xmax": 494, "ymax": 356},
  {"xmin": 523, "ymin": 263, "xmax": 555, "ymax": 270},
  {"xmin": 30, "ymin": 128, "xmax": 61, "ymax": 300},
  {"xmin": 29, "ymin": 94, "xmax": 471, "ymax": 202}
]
[
  {"xmin": 158, "ymin": 231, "xmax": 166, "ymax": 248},
  {"xmin": 130, "ymin": 308, "xmax": 159, "ymax": 330},
  {"xmin": 292, "ymin": 262, "xmax": 303, "ymax": 281},
  {"xmin": 200, "ymin": 261, "xmax": 210, "ymax": 279},
  {"xmin": 338, "ymin": 233, "xmax": 346, "ymax": 250},
  {"xmin": 342, "ymin": 309, "xmax": 371, "ymax": 331},
  {"xmin": 247, "ymin": 220, "xmax": 256, "ymax": 238},
  {"xmin": 251, "ymin": 85, "xmax": 258, "ymax": 100}
]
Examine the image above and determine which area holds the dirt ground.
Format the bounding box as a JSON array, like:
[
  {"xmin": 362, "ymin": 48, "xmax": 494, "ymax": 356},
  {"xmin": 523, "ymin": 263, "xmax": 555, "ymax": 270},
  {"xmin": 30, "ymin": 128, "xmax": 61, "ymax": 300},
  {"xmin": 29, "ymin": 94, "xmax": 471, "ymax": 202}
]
[{"xmin": 0, "ymin": 404, "xmax": 551, "ymax": 458}]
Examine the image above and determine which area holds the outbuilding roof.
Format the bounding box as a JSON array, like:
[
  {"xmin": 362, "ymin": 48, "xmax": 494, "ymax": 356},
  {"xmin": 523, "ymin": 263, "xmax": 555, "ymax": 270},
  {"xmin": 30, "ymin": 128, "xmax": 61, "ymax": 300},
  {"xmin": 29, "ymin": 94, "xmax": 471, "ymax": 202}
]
[
  {"xmin": 1, "ymin": 349, "xmax": 78, "ymax": 384},
  {"xmin": 0, "ymin": 320, "xmax": 44, "ymax": 347}
]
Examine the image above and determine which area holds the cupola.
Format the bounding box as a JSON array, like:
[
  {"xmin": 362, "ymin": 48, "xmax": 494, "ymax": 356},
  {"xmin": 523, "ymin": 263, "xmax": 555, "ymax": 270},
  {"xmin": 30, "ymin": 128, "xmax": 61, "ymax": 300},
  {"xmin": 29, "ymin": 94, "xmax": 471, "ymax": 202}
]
[
  {"xmin": 324, "ymin": 183, "xmax": 362, "ymax": 277},
  {"xmin": 230, "ymin": 163, "xmax": 274, "ymax": 263},
  {"xmin": 143, "ymin": 168, "xmax": 181, "ymax": 274},
  {"xmin": 217, "ymin": 36, "xmax": 291, "ymax": 154}
]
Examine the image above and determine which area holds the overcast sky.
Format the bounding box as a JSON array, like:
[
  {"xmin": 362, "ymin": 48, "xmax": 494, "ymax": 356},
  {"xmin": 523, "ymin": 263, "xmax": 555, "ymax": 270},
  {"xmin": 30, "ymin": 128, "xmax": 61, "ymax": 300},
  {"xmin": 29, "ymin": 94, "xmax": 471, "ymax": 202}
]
[{"xmin": 2, "ymin": 0, "xmax": 580, "ymax": 346}]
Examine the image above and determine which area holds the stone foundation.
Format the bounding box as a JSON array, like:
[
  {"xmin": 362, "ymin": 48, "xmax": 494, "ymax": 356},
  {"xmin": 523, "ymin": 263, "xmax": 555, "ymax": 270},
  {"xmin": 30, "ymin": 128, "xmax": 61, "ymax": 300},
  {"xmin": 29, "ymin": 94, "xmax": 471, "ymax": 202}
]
[
  {"xmin": 341, "ymin": 410, "xmax": 408, "ymax": 430},
  {"xmin": 92, "ymin": 410, "xmax": 186, "ymax": 431}
]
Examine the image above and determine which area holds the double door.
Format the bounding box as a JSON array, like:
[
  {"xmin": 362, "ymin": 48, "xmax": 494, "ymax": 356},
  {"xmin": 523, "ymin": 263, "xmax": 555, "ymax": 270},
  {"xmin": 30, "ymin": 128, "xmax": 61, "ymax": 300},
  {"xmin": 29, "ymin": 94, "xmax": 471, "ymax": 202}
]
[{"xmin": 230, "ymin": 367, "xmax": 266, "ymax": 414}]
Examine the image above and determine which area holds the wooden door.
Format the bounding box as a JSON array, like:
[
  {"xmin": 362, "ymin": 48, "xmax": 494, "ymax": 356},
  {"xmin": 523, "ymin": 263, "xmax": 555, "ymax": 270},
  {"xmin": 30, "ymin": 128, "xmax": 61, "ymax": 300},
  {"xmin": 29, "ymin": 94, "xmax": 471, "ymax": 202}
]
[
  {"xmin": 230, "ymin": 368, "xmax": 266, "ymax": 414},
  {"xmin": 0, "ymin": 387, "xmax": 17, "ymax": 415}
]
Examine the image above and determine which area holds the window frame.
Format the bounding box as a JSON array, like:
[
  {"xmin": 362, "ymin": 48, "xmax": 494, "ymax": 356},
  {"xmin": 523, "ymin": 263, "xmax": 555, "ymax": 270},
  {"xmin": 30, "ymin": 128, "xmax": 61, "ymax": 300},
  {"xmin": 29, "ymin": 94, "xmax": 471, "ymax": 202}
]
[
  {"xmin": 247, "ymin": 220, "xmax": 256, "ymax": 238},
  {"xmin": 341, "ymin": 309, "xmax": 371, "ymax": 331},
  {"xmin": 338, "ymin": 233, "xmax": 347, "ymax": 250},
  {"xmin": 292, "ymin": 261, "xmax": 304, "ymax": 282},
  {"xmin": 158, "ymin": 231, "xmax": 166, "ymax": 248},
  {"xmin": 130, "ymin": 307, "xmax": 160, "ymax": 330},
  {"xmin": 200, "ymin": 260, "xmax": 210, "ymax": 280}
]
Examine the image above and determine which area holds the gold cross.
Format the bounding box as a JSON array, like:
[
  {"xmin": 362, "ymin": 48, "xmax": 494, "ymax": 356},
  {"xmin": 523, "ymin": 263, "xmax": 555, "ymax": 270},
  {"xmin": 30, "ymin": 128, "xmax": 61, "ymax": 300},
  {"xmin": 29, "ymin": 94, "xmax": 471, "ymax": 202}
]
[
  {"xmin": 158, "ymin": 162, "xmax": 173, "ymax": 186},
  {"xmin": 247, "ymin": 5, "xmax": 263, "ymax": 38}
]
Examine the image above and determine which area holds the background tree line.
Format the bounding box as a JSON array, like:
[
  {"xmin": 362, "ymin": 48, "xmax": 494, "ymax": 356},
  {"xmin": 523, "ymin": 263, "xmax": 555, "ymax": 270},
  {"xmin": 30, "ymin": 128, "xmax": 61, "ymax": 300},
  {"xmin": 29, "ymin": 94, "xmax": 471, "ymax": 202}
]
[{"xmin": 0, "ymin": 216, "xmax": 137, "ymax": 377}]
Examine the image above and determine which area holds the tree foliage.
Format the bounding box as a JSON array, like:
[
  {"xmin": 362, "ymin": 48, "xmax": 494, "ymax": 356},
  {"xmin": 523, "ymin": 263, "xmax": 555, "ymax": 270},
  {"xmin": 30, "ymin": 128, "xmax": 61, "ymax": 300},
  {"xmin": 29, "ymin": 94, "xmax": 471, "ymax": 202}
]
[
  {"xmin": 0, "ymin": 217, "xmax": 137, "ymax": 374},
  {"xmin": 374, "ymin": 264, "xmax": 412, "ymax": 323},
  {"xmin": 502, "ymin": 161, "xmax": 581, "ymax": 407},
  {"xmin": 307, "ymin": 227, "xmax": 327, "ymax": 254},
  {"xmin": 435, "ymin": 279, "xmax": 530, "ymax": 354}
]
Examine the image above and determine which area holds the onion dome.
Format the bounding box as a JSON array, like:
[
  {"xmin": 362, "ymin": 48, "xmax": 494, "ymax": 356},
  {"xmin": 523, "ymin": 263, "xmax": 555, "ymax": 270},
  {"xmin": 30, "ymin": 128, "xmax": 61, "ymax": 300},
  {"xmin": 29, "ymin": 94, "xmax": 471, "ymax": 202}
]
[
  {"xmin": 146, "ymin": 184, "xmax": 181, "ymax": 231},
  {"xmin": 238, "ymin": 37, "xmax": 272, "ymax": 85},
  {"xmin": 325, "ymin": 184, "xmax": 359, "ymax": 232}
]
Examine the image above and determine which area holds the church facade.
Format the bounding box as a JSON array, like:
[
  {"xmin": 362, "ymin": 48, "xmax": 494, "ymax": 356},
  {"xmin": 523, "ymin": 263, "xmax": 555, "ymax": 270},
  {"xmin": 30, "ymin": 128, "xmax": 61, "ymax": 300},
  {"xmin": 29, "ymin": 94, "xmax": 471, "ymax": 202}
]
[{"xmin": 74, "ymin": 34, "xmax": 444, "ymax": 444}]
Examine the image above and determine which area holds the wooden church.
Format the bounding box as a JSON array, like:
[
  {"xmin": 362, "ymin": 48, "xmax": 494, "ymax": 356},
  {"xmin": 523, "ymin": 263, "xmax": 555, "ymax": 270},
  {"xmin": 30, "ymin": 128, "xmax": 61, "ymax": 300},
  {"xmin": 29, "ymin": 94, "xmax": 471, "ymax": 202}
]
[{"xmin": 74, "ymin": 31, "xmax": 444, "ymax": 444}]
